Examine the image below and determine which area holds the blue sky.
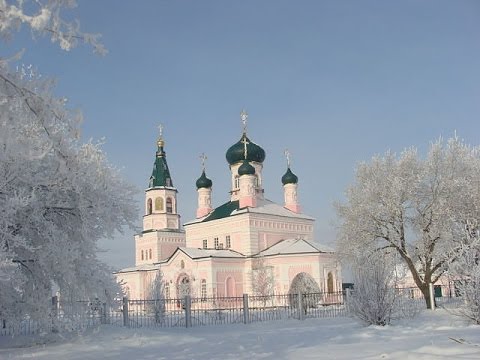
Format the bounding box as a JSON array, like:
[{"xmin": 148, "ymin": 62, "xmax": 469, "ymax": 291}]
[{"xmin": 5, "ymin": 0, "xmax": 480, "ymax": 269}]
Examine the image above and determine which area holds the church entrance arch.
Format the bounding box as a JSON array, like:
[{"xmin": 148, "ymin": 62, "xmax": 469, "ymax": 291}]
[
  {"xmin": 327, "ymin": 272, "xmax": 334, "ymax": 293},
  {"xmin": 288, "ymin": 272, "xmax": 321, "ymax": 312},
  {"xmin": 176, "ymin": 273, "xmax": 191, "ymax": 308},
  {"xmin": 176, "ymin": 274, "xmax": 191, "ymax": 298}
]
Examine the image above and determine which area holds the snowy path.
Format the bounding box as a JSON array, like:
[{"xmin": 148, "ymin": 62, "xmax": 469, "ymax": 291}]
[{"xmin": 1, "ymin": 310, "xmax": 479, "ymax": 359}]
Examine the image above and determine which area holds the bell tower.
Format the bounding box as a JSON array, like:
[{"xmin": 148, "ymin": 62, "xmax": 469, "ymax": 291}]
[
  {"xmin": 135, "ymin": 125, "xmax": 185, "ymax": 265},
  {"xmin": 143, "ymin": 125, "xmax": 181, "ymax": 231}
]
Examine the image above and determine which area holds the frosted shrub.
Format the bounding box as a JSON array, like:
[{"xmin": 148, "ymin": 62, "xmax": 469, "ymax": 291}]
[
  {"xmin": 348, "ymin": 255, "xmax": 398, "ymax": 326},
  {"xmin": 147, "ymin": 271, "xmax": 166, "ymax": 324}
]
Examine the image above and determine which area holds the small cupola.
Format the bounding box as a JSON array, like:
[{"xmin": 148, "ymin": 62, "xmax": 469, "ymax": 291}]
[
  {"xmin": 196, "ymin": 170, "xmax": 213, "ymax": 189},
  {"xmin": 281, "ymin": 167, "xmax": 298, "ymax": 185},
  {"xmin": 196, "ymin": 153, "xmax": 214, "ymax": 218},
  {"xmin": 238, "ymin": 159, "xmax": 256, "ymax": 176}
]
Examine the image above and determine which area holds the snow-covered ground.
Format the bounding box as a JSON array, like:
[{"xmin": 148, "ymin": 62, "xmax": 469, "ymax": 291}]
[{"xmin": 1, "ymin": 310, "xmax": 479, "ymax": 359}]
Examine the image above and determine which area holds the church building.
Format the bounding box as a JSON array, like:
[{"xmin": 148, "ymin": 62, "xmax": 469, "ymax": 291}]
[{"xmin": 115, "ymin": 112, "xmax": 341, "ymax": 301}]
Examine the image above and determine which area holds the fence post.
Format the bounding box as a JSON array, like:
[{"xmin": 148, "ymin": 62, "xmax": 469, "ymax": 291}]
[
  {"xmin": 51, "ymin": 296, "xmax": 58, "ymax": 317},
  {"xmin": 429, "ymin": 283, "xmax": 435, "ymax": 311},
  {"xmin": 50, "ymin": 296, "xmax": 58, "ymax": 333},
  {"xmin": 184, "ymin": 295, "xmax": 192, "ymax": 328},
  {"xmin": 345, "ymin": 288, "xmax": 351, "ymax": 314},
  {"xmin": 243, "ymin": 294, "xmax": 249, "ymax": 324},
  {"xmin": 297, "ymin": 292, "xmax": 304, "ymax": 320},
  {"xmin": 122, "ymin": 297, "xmax": 129, "ymax": 327},
  {"xmin": 101, "ymin": 302, "xmax": 107, "ymax": 324}
]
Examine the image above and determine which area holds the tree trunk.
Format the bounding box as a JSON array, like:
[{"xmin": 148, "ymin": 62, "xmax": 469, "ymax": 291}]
[
  {"xmin": 419, "ymin": 284, "xmax": 430, "ymax": 309},
  {"xmin": 400, "ymin": 255, "xmax": 436, "ymax": 309}
]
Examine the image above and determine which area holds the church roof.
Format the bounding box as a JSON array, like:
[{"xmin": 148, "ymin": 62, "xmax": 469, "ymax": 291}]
[
  {"xmin": 177, "ymin": 247, "xmax": 245, "ymax": 259},
  {"xmin": 184, "ymin": 198, "xmax": 314, "ymax": 225},
  {"xmin": 255, "ymin": 238, "xmax": 334, "ymax": 257},
  {"xmin": 115, "ymin": 263, "xmax": 160, "ymax": 274}
]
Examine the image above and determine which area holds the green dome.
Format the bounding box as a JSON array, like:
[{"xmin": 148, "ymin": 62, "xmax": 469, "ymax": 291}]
[
  {"xmin": 196, "ymin": 170, "xmax": 213, "ymax": 189},
  {"xmin": 281, "ymin": 167, "xmax": 298, "ymax": 185},
  {"xmin": 226, "ymin": 133, "xmax": 266, "ymax": 165},
  {"xmin": 238, "ymin": 160, "xmax": 256, "ymax": 176}
]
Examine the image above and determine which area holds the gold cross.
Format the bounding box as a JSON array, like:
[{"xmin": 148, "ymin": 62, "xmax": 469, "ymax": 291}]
[
  {"xmin": 284, "ymin": 149, "xmax": 291, "ymax": 167},
  {"xmin": 241, "ymin": 136, "xmax": 249, "ymax": 159},
  {"xmin": 240, "ymin": 109, "xmax": 248, "ymax": 133},
  {"xmin": 199, "ymin": 153, "xmax": 207, "ymax": 171}
]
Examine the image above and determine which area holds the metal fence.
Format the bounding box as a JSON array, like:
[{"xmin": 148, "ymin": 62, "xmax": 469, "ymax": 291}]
[
  {"xmin": 112, "ymin": 291, "xmax": 347, "ymax": 329},
  {"xmin": 0, "ymin": 288, "xmax": 464, "ymax": 336}
]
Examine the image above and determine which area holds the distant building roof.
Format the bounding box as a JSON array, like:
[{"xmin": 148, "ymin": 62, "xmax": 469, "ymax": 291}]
[{"xmin": 255, "ymin": 238, "xmax": 334, "ymax": 257}]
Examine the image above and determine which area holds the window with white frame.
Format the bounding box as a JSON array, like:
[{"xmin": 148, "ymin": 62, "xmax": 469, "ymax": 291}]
[
  {"xmin": 203, "ymin": 239, "xmax": 208, "ymax": 249},
  {"xmin": 214, "ymin": 237, "xmax": 219, "ymax": 249},
  {"xmin": 225, "ymin": 235, "xmax": 231, "ymax": 248}
]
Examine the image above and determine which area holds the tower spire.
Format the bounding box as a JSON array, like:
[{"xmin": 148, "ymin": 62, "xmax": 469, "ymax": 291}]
[
  {"xmin": 149, "ymin": 124, "xmax": 173, "ymax": 187},
  {"xmin": 157, "ymin": 123, "xmax": 165, "ymax": 149}
]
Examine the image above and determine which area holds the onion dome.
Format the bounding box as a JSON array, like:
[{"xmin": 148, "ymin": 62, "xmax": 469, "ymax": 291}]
[
  {"xmin": 238, "ymin": 159, "xmax": 256, "ymax": 176},
  {"xmin": 281, "ymin": 167, "xmax": 298, "ymax": 185},
  {"xmin": 196, "ymin": 170, "xmax": 213, "ymax": 189},
  {"xmin": 226, "ymin": 133, "xmax": 266, "ymax": 165}
]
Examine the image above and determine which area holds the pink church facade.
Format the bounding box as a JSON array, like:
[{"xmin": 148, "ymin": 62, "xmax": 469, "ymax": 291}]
[{"xmin": 115, "ymin": 114, "xmax": 342, "ymax": 300}]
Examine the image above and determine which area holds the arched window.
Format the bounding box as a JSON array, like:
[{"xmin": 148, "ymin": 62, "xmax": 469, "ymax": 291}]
[
  {"xmin": 234, "ymin": 175, "xmax": 240, "ymax": 189},
  {"xmin": 327, "ymin": 272, "xmax": 334, "ymax": 293},
  {"xmin": 141, "ymin": 250, "xmax": 144, "ymax": 261},
  {"xmin": 166, "ymin": 197, "xmax": 173, "ymax": 213},
  {"xmin": 180, "ymin": 260, "xmax": 185, "ymax": 269},
  {"xmin": 155, "ymin": 197, "xmax": 164, "ymax": 211},
  {"xmin": 147, "ymin": 198, "xmax": 153, "ymax": 215}
]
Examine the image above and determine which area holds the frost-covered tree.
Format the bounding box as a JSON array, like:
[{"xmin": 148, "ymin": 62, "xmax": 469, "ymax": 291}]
[
  {"xmin": 0, "ymin": 1, "xmax": 137, "ymax": 330},
  {"xmin": 1, "ymin": 0, "xmax": 106, "ymax": 54},
  {"xmin": 147, "ymin": 270, "xmax": 166, "ymax": 324},
  {"xmin": 449, "ymin": 221, "xmax": 480, "ymax": 324},
  {"xmin": 250, "ymin": 257, "xmax": 275, "ymax": 306},
  {"xmin": 348, "ymin": 254, "xmax": 398, "ymax": 326},
  {"xmin": 336, "ymin": 136, "xmax": 480, "ymax": 309}
]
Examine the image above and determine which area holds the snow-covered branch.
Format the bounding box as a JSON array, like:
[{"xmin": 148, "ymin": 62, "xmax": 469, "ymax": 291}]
[{"xmin": 0, "ymin": 0, "xmax": 106, "ymax": 54}]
